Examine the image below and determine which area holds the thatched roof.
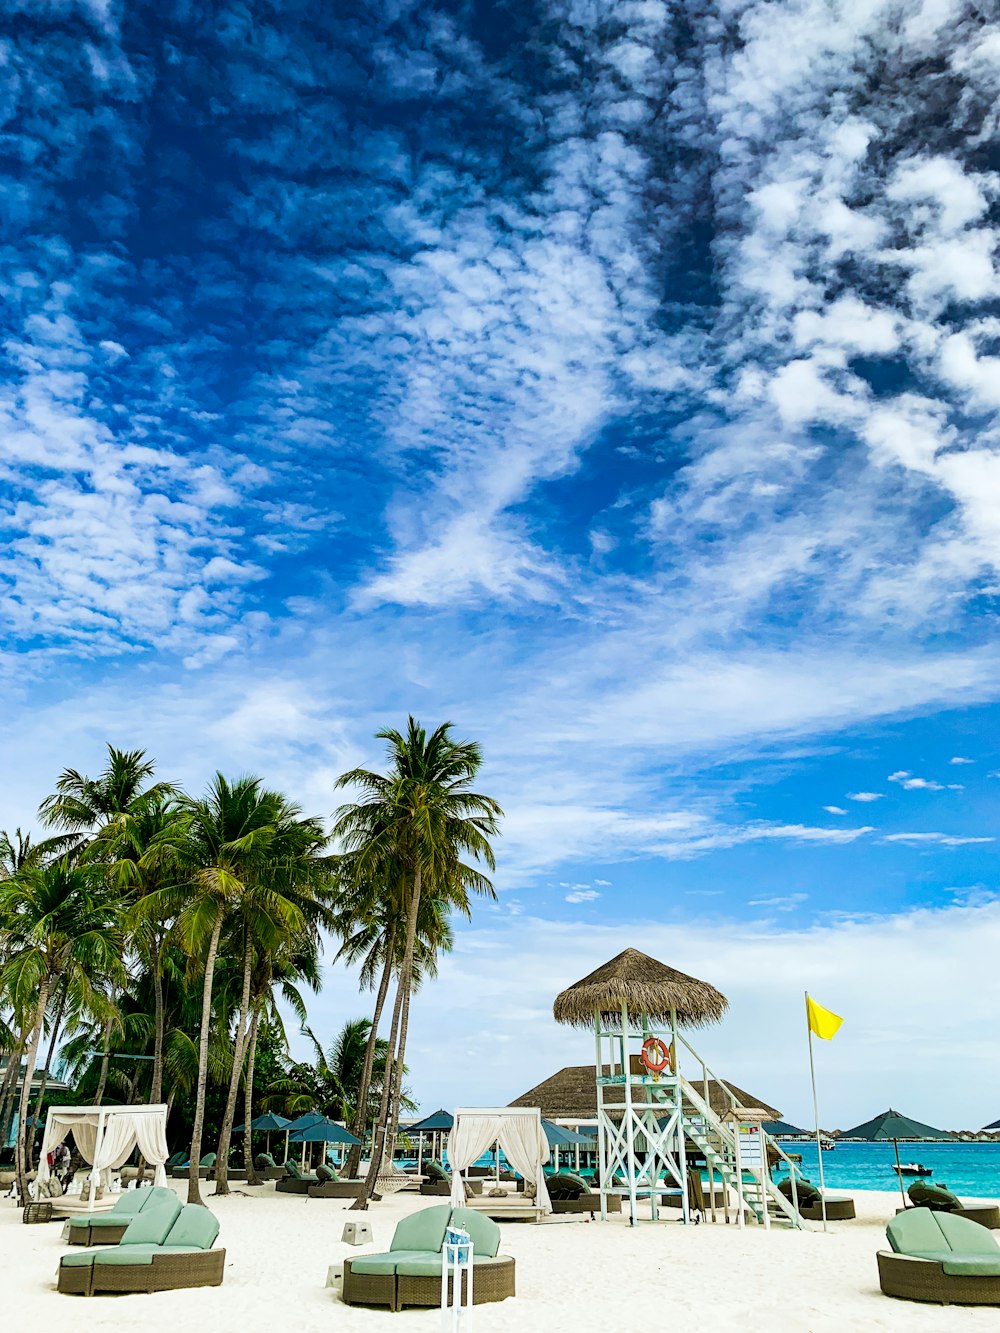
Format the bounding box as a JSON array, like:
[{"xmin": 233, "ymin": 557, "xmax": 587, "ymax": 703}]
[
  {"xmin": 510, "ymin": 1065, "xmax": 780, "ymax": 1121},
  {"xmin": 553, "ymin": 947, "xmax": 728, "ymax": 1029}
]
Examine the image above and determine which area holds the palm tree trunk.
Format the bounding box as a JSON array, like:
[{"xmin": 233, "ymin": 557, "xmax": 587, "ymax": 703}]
[
  {"xmin": 214, "ymin": 927, "xmax": 254, "ymax": 1196},
  {"xmin": 151, "ymin": 934, "xmax": 165, "ymax": 1104},
  {"xmin": 384, "ymin": 865, "xmax": 422, "ymax": 1167},
  {"xmin": 30, "ymin": 984, "xmax": 68, "ymax": 1135},
  {"xmin": 16, "ymin": 977, "xmax": 50, "ymax": 1204},
  {"xmin": 188, "ymin": 911, "xmax": 223, "ymax": 1206},
  {"xmin": 92, "ymin": 1016, "xmax": 113, "ymax": 1105},
  {"xmin": 243, "ymin": 1005, "xmax": 262, "ymax": 1185},
  {"xmin": 361, "ymin": 965, "xmax": 405, "ymax": 1205},
  {"xmin": 345, "ymin": 935, "xmax": 394, "ymax": 1180},
  {"xmin": 0, "ymin": 1031, "xmax": 27, "ymax": 1151}
]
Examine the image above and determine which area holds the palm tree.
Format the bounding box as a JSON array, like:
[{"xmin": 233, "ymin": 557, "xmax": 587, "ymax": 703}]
[
  {"xmin": 38, "ymin": 745, "xmax": 176, "ymax": 858},
  {"xmin": 172, "ymin": 774, "xmax": 326, "ymax": 1203},
  {"xmin": 0, "ymin": 859, "xmax": 124, "ymax": 1200},
  {"xmin": 333, "ymin": 718, "xmax": 501, "ymax": 1201}
]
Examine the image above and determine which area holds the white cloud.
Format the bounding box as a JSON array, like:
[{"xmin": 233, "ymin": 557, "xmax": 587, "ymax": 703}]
[
  {"xmin": 950, "ymin": 756, "xmax": 975, "ymax": 765},
  {"xmin": 564, "ymin": 889, "xmax": 600, "ymax": 904},
  {"xmin": 888, "ymin": 769, "xmax": 943, "ymax": 791},
  {"xmin": 748, "ymin": 892, "xmax": 808, "ymax": 912},
  {"xmin": 882, "ymin": 832, "xmax": 994, "ymax": 847},
  {"xmin": 823, "ymin": 805, "xmax": 847, "ymax": 815},
  {"xmin": 847, "ymin": 791, "xmax": 884, "ymax": 803}
]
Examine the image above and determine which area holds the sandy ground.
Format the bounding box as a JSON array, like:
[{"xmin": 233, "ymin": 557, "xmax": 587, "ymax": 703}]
[{"xmin": 2, "ymin": 1181, "xmax": 997, "ymax": 1332}]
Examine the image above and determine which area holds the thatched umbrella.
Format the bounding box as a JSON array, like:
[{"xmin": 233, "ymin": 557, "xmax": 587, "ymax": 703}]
[{"xmin": 553, "ymin": 947, "xmax": 728, "ymax": 1029}]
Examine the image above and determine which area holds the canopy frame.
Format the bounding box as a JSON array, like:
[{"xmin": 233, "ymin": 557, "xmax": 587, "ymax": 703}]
[
  {"xmin": 448, "ymin": 1107, "xmax": 551, "ymax": 1214},
  {"xmin": 37, "ymin": 1103, "xmax": 169, "ymax": 1209}
]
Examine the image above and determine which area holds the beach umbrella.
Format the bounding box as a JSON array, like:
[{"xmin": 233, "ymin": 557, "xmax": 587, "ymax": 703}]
[
  {"xmin": 233, "ymin": 1112, "xmax": 291, "ymax": 1158},
  {"xmin": 406, "ymin": 1109, "xmax": 454, "ymax": 1169},
  {"xmin": 763, "ymin": 1119, "xmax": 809, "ymax": 1138},
  {"xmin": 838, "ymin": 1108, "xmax": 956, "ymax": 1206},
  {"xmin": 288, "ymin": 1117, "xmax": 361, "ymax": 1171}
]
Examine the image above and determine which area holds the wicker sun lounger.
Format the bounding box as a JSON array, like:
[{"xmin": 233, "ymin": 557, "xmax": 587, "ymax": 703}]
[
  {"xmin": 58, "ymin": 1201, "xmax": 224, "ymax": 1297},
  {"xmin": 878, "ymin": 1206, "xmax": 1000, "ymax": 1305},
  {"xmin": 899, "ymin": 1182, "xmax": 1000, "ymax": 1230},
  {"xmin": 66, "ymin": 1185, "xmax": 177, "ymax": 1245},
  {"xmin": 342, "ymin": 1203, "xmax": 515, "ymax": 1313}
]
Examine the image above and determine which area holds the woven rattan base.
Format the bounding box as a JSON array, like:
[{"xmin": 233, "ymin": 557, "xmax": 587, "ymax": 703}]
[
  {"xmin": 58, "ymin": 1249, "xmax": 226, "ymax": 1297},
  {"xmin": 343, "ymin": 1257, "xmax": 515, "ymax": 1312},
  {"xmin": 66, "ymin": 1222, "xmax": 129, "ymax": 1245},
  {"xmin": 878, "ymin": 1250, "xmax": 1000, "ymax": 1305}
]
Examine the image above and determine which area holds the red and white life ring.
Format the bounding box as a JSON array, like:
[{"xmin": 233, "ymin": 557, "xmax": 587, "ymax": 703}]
[{"xmin": 640, "ymin": 1036, "xmax": 671, "ymax": 1076}]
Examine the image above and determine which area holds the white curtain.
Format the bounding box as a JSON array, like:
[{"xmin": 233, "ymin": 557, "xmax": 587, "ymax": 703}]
[
  {"xmin": 448, "ymin": 1115, "xmax": 502, "ymax": 1205},
  {"xmin": 72, "ymin": 1120, "xmax": 100, "ymax": 1168},
  {"xmin": 133, "ymin": 1112, "xmax": 170, "ymax": 1186},
  {"xmin": 94, "ymin": 1115, "xmax": 139, "ymax": 1188},
  {"xmin": 498, "ymin": 1116, "xmax": 551, "ymax": 1214},
  {"xmin": 35, "ymin": 1115, "xmax": 73, "ymax": 1183}
]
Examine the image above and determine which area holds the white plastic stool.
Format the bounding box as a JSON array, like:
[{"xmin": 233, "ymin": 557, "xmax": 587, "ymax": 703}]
[{"xmin": 341, "ymin": 1220, "xmax": 373, "ymax": 1246}]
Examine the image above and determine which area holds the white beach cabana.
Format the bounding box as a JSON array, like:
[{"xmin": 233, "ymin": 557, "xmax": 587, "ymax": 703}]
[
  {"xmin": 36, "ymin": 1103, "xmax": 169, "ymax": 1208},
  {"xmin": 448, "ymin": 1106, "xmax": 551, "ymax": 1213}
]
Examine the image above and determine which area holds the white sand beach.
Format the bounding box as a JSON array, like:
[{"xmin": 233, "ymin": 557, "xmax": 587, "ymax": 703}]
[{"xmin": 3, "ymin": 1182, "xmax": 997, "ymax": 1332}]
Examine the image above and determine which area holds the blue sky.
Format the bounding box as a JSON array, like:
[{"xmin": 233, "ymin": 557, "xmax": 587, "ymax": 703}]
[{"xmin": 2, "ymin": 0, "xmax": 1000, "ymax": 1127}]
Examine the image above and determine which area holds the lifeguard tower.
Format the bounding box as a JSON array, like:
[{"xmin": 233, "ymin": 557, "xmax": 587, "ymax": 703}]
[{"xmin": 553, "ymin": 948, "xmax": 807, "ymax": 1229}]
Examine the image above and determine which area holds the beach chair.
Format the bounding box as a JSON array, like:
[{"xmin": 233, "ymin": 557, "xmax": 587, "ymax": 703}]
[
  {"xmin": 58, "ymin": 1200, "xmax": 224, "ymax": 1296},
  {"xmin": 778, "ymin": 1175, "xmax": 856, "ymax": 1221},
  {"xmin": 343, "ymin": 1203, "xmax": 515, "ymax": 1312},
  {"xmin": 169, "ymin": 1151, "xmax": 217, "ymax": 1179},
  {"xmin": 903, "ymin": 1181, "xmax": 1000, "ymax": 1230},
  {"xmin": 65, "ymin": 1185, "xmax": 177, "ymax": 1246},
  {"xmin": 253, "ymin": 1152, "xmax": 286, "ymax": 1181},
  {"xmin": 545, "ymin": 1170, "xmax": 619, "ymax": 1216},
  {"xmin": 305, "ymin": 1162, "xmax": 367, "ymax": 1200},
  {"xmin": 275, "ymin": 1158, "xmax": 317, "ymax": 1194},
  {"xmin": 878, "ymin": 1206, "xmax": 1000, "ymax": 1304},
  {"xmin": 418, "ymin": 1159, "xmax": 483, "ymax": 1197}
]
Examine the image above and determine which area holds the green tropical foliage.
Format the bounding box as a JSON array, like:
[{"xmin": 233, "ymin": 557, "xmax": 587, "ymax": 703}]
[{"xmin": 0, "ymin": 724, "xmax": 501, "ymax": 1208}]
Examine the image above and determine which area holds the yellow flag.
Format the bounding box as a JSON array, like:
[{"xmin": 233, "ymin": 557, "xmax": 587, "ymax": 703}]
[{"xmin": 806, "ymin": 994, "xmax": 843, "ymax": 1041}]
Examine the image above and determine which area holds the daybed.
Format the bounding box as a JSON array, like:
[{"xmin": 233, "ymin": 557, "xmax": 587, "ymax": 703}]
[
  {"xmin": 342, "ymin": 1203, "xmax": 514, "ymax": 1313},
  {"xmin": 58, "ymin": 1198, "xmax": 224, "ymax": 1296},
  {"xmin": 66, "ymin": 1185, "xmax": 177, "ymax": 1245},
  {"xmin": 878, "ymin": 1206, "xmax": 1000, "ymax": 1305},
  {"xmin": 779, "ymin": 1175, "xmax": 856, "ymax": 1221}
]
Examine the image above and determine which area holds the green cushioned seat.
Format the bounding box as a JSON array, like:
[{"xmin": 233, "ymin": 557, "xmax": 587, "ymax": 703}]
[
  {"xmin": 92, "ymin": 1243, "xmax": 204, "ymax": 1267},
  {"xmin": 393, "ymin": 1255, "xmax": 511, "ymax": 1278},
  {"xmin": 61, "ymin": 1249, "xmax": 102, "ymax": 1268},
  {"xmin": 163, "ymin": 1204, "xmax": 220, "ymax": 1250},
  {"xmin": 908, "ymin": 1180, "xmax": 963, "ymax": 1211},
  {"xmin": 546, "ymin": 1171, "xmax": 590, "ymax": 1197},
  {"xmin": 450, "ymin": 1206, "xmax": 501, "ymax": 1258},
  {"xmin": 348, "ymin": 1250, "xmax": 432, "ymax": 1276},
  {"xmin": 390, "ymin": 1204, "xmax": 451, "ymax": 1253},
  {"xmin": 119, "ymin": 1199, "xmax": 183, "ymax": 1246},
  {"xmin": 939, "ymin": 1254, "xmax": 1000, "ymax": 1276},
  {"xmin": 888, "ymin": 1207, "xmax": 1000, "ymax": 1259},
  {"xmin": 424, "ymin": 1160, "xmax": 449, "ymax": 1183}
]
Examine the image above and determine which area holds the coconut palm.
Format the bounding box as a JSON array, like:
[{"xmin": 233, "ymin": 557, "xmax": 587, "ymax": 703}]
[
  {"xmin": 0, "ymin": 859, "xmax": 124, "ymax": 1200},
  {"xmin": 38, "ymin": 745, "xmax": 176, "ymax": 858},
  {"xmin": 333, "ymin": 718, "xmax": 501, "ymax": 1201}
]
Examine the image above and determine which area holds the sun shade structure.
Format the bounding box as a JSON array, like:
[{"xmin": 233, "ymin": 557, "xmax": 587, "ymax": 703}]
[
  {"xmin": 553, "ymin": 947, "xmax": 729, "ymax": 1029},
  {"xmin": 839, "ymin": 1110, "xmax": 956, "ymax": 1142},
  {"xmin": 511, "ymin": 1066, "xmax": 779, "ymax": 1121},
  {"xmin": 37, "ymin": 1104, "xmax": 169, "ymax": 1207},
  {"xmin": 287, "ymin": 1117, "xmax": 360, "ymax": 1145},
  {"xmin": 763, "ymin": 1119, "xmax": 810, "ymax": 1138},
  {"xmin": 234, "ymin": 1112, "xmax": 291, "ymax": 1133},
  {"xmin": 839, "ymin": 1109, "xmax": 955, "ymax": 1208},
  {"xmin": 406, "ymin": 1109, "xmax": 454, "ymax": 1133},
  {"xmin": 448, "ymin": 1108, "xmax": 551, "ymax": 1213},
  {"xmin": 542, "ymin": 1120, "xmax": 593, "ymax": 1148}
]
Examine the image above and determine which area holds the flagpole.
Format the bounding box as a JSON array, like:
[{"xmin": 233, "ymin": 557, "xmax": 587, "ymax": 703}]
[{"xmin": 806, "ymin": 991, "xmax": 829, "ymax": 1232}]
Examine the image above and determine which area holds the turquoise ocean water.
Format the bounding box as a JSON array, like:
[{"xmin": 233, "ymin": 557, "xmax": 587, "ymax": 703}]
[{"xmin": 774, "ymin": 1140, "xmax": 1000, "ymax": 1199}]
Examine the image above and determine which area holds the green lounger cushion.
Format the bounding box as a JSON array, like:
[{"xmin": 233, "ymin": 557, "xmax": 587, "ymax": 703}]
[
  {"xmin": 424, "ymin": 1160, "xmax": 449, "ymax": 1183},
  {"xmin": 164, "ymin": 1204, "xmax": 221, "ymax": 1250},
  {"xmin": 394, "ymin": 1255, "xmax": 512, "ymax": 1278},
  {"xmin": 166, "ymin": 1152, "xmax": 186, "ymax": 1168},
  {"xmin": 778, "ymin": 1177, "xmax": 821, "ymax": 1206},
  {"xmin": 92, "ymin": 1244, "xmax": 205, "ymax": 1267},
  {"xmin": 315, "ymin": 1163, "xmax": 340, "ymax": 1182},
  {"xmin": 348, "ymin": 1250, "xmax": 432, "ymax": 1276},
  {"xmin": 546, "ymin": 1172, "xmax": 590, "ymax": 1197},
  {"xmin": 391, "ymin": 1204, "xmax": 452, "ymax": 1253},
  {"xmin": 908, "ymin": 1180, "xmax": 963, "ymax": 1211},
  {"xmin": 119, "ymin": 1199, "xmax": 183, "ymax": 1246},
  {"xmin": 450, "ymin": 1206, "xmax": 501, "ymax": 1258},
  {"xmin": 254, "ymin": 1153, "xmax": 276, "ymax": 1169},
  {"xmin": 61, "ymin": 1249, "xmax": 104, "ymax": 1268},
  {"xmin": 70, "ymin": 1184, "xmax": 177, "ymax": 1229},
  {"xmin": 887, "ymin": 1207, "xmax": 1000, "ymax": 1257}
]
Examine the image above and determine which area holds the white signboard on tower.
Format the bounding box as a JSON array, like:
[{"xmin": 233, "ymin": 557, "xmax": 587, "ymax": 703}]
[{"xmin": 737, "ymin": 1122, "xmax": 764, "ymax": 1170}]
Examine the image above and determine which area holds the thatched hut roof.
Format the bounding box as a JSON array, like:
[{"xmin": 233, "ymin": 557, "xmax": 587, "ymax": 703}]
[
  {"xmin": 553, "ymin": 947, "xmax": 728, "ymax": 1029},
  {"xmin": 510, "ymin": 1065, "xmax": 780, "ymax": 1121}
]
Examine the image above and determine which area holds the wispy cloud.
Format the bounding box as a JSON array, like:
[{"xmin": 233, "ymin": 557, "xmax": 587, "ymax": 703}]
[
  {"xmin": 847, "ymin": 792, "xmax": 884, "ymax": 803},
  {"xmin": 882, "ymin": 832, "xmax": 995, "ymax": 847},
  {"xmin": 823, "ymin": 805, "xmax": 848, "ymax": 815},
  {"xmin": 564, "ymin": 888, "xmax": 600, "ymax": 904},
  {"xmin": 950, "ymin": 756, "xmax": 975, "ymax": 765}
]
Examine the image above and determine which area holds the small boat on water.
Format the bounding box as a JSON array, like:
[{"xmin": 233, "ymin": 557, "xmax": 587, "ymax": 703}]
[
  {"xmin": 894, "ymin": 1162, "xmax": 932, "ymax": 1177},
  {"xmin": 819, "ymin": 1138, "xmax": 836, "ymax": 1151}
]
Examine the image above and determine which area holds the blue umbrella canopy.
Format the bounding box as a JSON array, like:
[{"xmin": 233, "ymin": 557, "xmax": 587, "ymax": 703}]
[
  {"xmin": 542, "ymin": 1120, "xmax": 594, "ymax": 1148},
  {"xmin": 407, "ymin": 1109, "xmax": 454, "ymax": 1133},
  {"xmin": 839, "ymin": 1109, "xmax": 955, "ymax": 1141},
  {"xmin": 284, "ymin": 1112, "xmax": 327, "ymax": 1132},
  {"xmin": 287, "ymin": 1117, "xmax": 360, "ymax": 1146},
  {"xmin": 234, "ymin": 1112, "xmax": 291, "ymax": 1133}
]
